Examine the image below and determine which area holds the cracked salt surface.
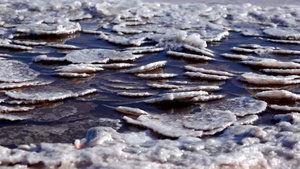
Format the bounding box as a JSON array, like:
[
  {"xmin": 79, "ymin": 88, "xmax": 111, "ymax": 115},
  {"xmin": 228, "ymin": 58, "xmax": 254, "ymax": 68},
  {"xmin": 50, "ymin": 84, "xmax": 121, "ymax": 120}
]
[{"xmin": 1, "ymin": 0, "xmax": 300, "ymax": 168}]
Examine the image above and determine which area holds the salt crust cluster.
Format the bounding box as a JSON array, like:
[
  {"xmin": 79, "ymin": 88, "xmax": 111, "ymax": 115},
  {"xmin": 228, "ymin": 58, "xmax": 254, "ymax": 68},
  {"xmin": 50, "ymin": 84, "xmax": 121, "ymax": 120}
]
[{"xmin": 0, "ymin": 0, "xmax": 300, "ymax": 168}]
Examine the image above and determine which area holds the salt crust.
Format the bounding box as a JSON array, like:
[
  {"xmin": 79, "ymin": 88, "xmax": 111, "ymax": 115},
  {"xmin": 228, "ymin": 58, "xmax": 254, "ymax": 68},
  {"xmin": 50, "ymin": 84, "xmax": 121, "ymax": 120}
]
[
  {"xmin": 170, "ymin": 85, "xmax": 221, "ymax": 92},
  {"xmin": 241, "ymin": 72, "xmax": 300, "ymax": 85},
  {"xmin": 167, "ymin": 51, "xmax": 214, "ymax": 61},
  {"xmin": 0, "ymin": 113, "xmax": 27, "ymax": 121},
  {"xmin": 0, "ymin": 60, "xmax": 40, "ymax": 83},
  {"xmin": 221, "ymin": 53, "xmax": 254, "ymax": 60},
  {"xmin": 127, "ymin": 61, "xmax": 167, "ymax": 73},
  {"xmin": 118, "ymin": 92, "xmax": 155, "ymax": 97},
  {"xmin": 5, "ymin": 86, "xmax": 98, "ymax": 103},
  {"xmin": 241, "ymin": 58, "xmax": 300, "ymax": 69},
  {"xmin": 203, "ymin": 97, "xmax": 267, "ymax": 117},
  {"xmin": 147, "ymin": 83, "xmax": 180, "ymax": 89},
  {"xmin": 116, "ymin": 106, "xmax": 149, "ymax": 115},
  {"xmin": 55, "ymin": 64, "xmax": 104, "ymax": 73},
  {"xmin": 185, "ymin": 65, "xmax": 234, "ymax": 77},
  {"xmin": 269, "ymin": 105, "xmax": 300, "ymax": 112},
  {"xmin": 255, "ymin": 90, "xmax": 300, "ymax": 101},
  {"xmin": 0, "ymin": 105, "xmax": 34, "ymax": 113},
  {"xmin": 145, "ymin": 91, "xmax": 208, "ymax": 104},
  {"xmin": 54, "ymin": 72, "xmax": 91, "ymax": 78},
  {"xmin": 135, "ymin": 73, "xmax": 178, "ymax": 79},
  {"xmin": 185, "ymin": 72, "xmax": 231, "ymax": 81},
  {"xmin": 262, "ymin": 68, "xmax": 300, "ymax": 75}
]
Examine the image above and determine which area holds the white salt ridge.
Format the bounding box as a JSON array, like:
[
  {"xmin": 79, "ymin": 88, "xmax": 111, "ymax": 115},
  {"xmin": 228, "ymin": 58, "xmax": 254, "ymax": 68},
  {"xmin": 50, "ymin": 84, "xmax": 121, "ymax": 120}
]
[
  {"xmin": 0, "ymin": 41, "xmax": 32, "ymax": 50},
  {"xmin": 234, "ymin": 115, "xmax": 259, "ymax": 125},
  {"xmin": 99, "ymin": 63, "xmax": 136, "ymax": 69},
  {"xmin": 263, "ymin": 28, "xmax": 300, "ymax": 40},
  {"xmin": 221, "ymin": 53, "xmax": 253, "ymax": 60},
  {"xmin": 147, "ymin": 83, "xmax": 180, "ymax": 89},
  {"xmin": 167, "ymin": 51, "xmax": 214, "ymax": 61},
  {"xmin": 135, "ymin": 73, "xmax": 178, "ymax": 79},
  {"xmin": 170, "ymin": 85, "xmax": 221, "ymax": 92},
  {"xmin": 124, "ymin": 115, "xmax": 203, "ymax": 138},
  {"xmin": 0, "ymin": 60, "xmax": 40, "ymax": 83},
  {"xmin": 13, "ymin": 40, "xmax": 47, "ymax": 46},
  {"xmin": 46, "ymin": 43, "xmax": 79, "ymax": 49},
  {"xmin": 5, "ymin": 87, "xmax": 98, "ymax": 103},
  {"xmin": 0, "ymin": 54, "xmax": 11, "ymax": 58},
  {"xmin": 267, "ymin": 39, "xmax": 300, "ymax": 44},
  {"xmin": 127, "ymin": 61, "xmax": 167, "ymax": 73},
  {"xmin": 239, "ymin": 44, "xmax": 275, "ymax": 50},
  {"xmin": 183, "ymin": 44, "xmax": 214, "ymax": 57},
  {"xmin": 55, "ymin": 64, "xmax": 104, "ymax": 73},
  {"xmin": 255, "ymin": 90, "xmax": 300, "ymax": 101},
  {"xmin": 0, "ymin": 105, "xmax": 34, "ymax": 113},
  {"xmin": 118, "ymin": 91, "xmax": 155, "ymax": 97},
  {"xmin": 126, "ymin": 46, "xmax": 164, "ymax": 54},
  {"xmin": 33, "ymin": 55, "xmax": 66, "ymax": 62},
  {"xmin": 241, "ymin": 72, "xmax": 300, "ymax": 85},
  {"xmin": 116, "ymin": 106, "xmax": 149, "ymax": 116},
  {"xmin": 0, "ymin": 79, "xmax": 53, "ymax": 89},
  {"xmin": 145, "ymin": 91, "xmax": 208, "ymax": 104},
  {"xmin": 65, "ymin": 49, "xmax": 139, "ymax": 64},
  {"xmin": 0, "ymin": 114, "xmax": 27, "ymax": 121},
  {"xmin": 241, "ymin": 58, "xmax": 300, "ymax": 69},
  {"xmin": 233, "ymin": 46, "xmax": 300, "ymax": 55},
  {"xmin": 262, "ymin": 68, "xmax": 300, "ymax": 75},
  {"xmin": 185, "ymin": 65, "xmax": 234, "ymax": 77},
  {"xmin": 183, "ymin": 110, "xmax": 236, "ymax": 131},
  {"xmin": 269, "ymin": 105, "xmax": 300, "ymax": 112},
  {"xmin": 203, "ymin": 97, "xmax": 267, "ymax": 117},
  {"xmin": 190, "ymin": 94, "xmax": 225, "ymax": 102},
  {"xmin": 54, "ymin": 72, "xmax": 91, "ymax": 78},
  {"xmin": 185, "ymin": 72, "xmax": 231, "ymax": 81}
]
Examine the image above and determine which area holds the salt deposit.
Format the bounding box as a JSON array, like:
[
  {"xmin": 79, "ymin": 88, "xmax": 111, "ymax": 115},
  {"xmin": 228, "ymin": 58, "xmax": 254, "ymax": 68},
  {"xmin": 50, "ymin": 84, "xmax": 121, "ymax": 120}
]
[
  {"xmin": 145, "ymin": 91, "xmax": 208, "ymax": 104},
  {"xmin": 185, "ymin": 72, "xmax": 231, "ymax": 80},
  {"xmin": 254, "ymin": 90, "xmax": 300, "ymax": 101},
  {"xmin": 167, "ymin": 51, "xmax": 214, "ymax": 61},
  {"xmin": 135, "ymin": 73, "xmax": 178, "ymax": 79},
  {"xmin": 241, "ymin": 72, "xmax": 300, "ymax": 85},
  {"xmin": 269, "ymin": 105, "xmax": 300, "ymax": 112},
  {"xmin": 185, "ymin": 65, "xmax": 234, "ymax": 77},
  {"xmin": 127, "ymin": 61, "xmax": 167, "ymax": 73},
  {"xmin": 241, "ymin": 58, "xmax": 300, "ymax": 69}
]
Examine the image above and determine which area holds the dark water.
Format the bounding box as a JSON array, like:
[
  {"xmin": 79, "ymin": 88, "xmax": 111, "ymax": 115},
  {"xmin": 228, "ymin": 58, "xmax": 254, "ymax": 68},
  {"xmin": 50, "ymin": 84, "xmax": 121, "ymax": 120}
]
[{"xmin": 0, "ymin": 31, "xmax": 299, "ymax": 148}]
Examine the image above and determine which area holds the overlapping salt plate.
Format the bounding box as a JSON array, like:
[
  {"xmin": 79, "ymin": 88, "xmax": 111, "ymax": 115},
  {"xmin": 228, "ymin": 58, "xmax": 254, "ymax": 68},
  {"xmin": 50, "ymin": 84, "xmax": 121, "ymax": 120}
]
[
  {"xmin": 263, "ymin": 28, "xmax": 300, "ymax": 40},
  {"xmin": 183, "ymin": 44, "xmax": 214, "ymax": 57},
  {"xmin": 0, "ymin": 60, "xmax": 40, "ymax": 83},
  {"xmin": 170, "ymin": 85, "xmax": 221, "ymax": 92},
  {"xmin": 0, "ymin": 105, "xmax": 34, "ymax": 113},
  {"xmin": 65, "ymin": 49, "xmax": 139, "ymax": 64},
  {"xmin": 127, "ymin": 61, "xmax": 167, "ymax": 73},
  {"xmin": 270, "ymin": 105, "xmax": 300, "ymax": 112},
  {"xmin": 135, "ymin": 73, "xmax": 178, "ymax": 79},
  {"xmin": 0, "ymin": 114, "xmax": 27, "ymax": 121},
  {"xmin": 167, "ymin": 51, "xmax": 214, "ymax": 61},
  {"xmin": 185, "ymin": 65, "xmax": 234, "ymax": 77},
  {"xmin": 116, "ymin": 106, "xmax": 149, "ymax": 115},
  {"xmin": 33, "ymin": 55, "xmax": 66, "ymax": 62},
  {"xmin": 185, "ymin": 72, "xmax": 231, "ymax": 80},
  {"xmin": 255, "ymin": 90, "xmax": 300, "ymax": 101},
  {"xmin": 0, "ymin": 79, "xmax": 53, "ymax": 89},
  {"xmin": 241, "ymin": 58, "xmax": 300, "ymax": 69},
  {"xmin": 145, "ymin": 91, "xmax": 208, "ymax": 104},
  {"xmin": 5, "ymin": 86, "xmax": 98, "ymax": 103},
  {"xmin": 241, "ymin": 72, "xmax": 300, "ymax": 85},
  {"xmin": 55, "ymin": 64, "xmax": 104, "ymax": 73},
  {"xmin": 118, "ymin": 91, "xmax": 155, "ymax": 97},
  {"xmin": 262, "ymin": 68, "xmax": 300, "ymax": 75},
  {"xmin": 203, "ymin": 97, "xmax": 267, "ymax": 117}
]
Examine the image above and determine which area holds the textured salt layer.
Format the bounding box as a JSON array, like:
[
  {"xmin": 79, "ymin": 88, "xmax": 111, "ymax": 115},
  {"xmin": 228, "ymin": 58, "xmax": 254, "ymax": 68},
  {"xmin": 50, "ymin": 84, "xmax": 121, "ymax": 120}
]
[{"xmin": 0, "ymin": 0, "xmax": 300, "ymax": 168}]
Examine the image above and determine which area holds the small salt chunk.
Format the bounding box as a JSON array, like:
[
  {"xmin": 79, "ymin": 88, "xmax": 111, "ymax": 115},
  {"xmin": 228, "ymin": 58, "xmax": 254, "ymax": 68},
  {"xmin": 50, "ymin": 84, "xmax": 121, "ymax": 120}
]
[
  {"xmin": 55, "ymin": 64, "xmax": 103, "ymax": 73},
  {"xmin": 145, "ymin": 91, "xmax": 208, "ymax": 104},
  {"xmin": 255, "ymin": 90, "xmax": 300, "ymax": 101},
  {"xmin": 135, "ymin": 73, "xmax": 178, "ymax": 79},
  {"xmin": 0, "ymin": 113, "xmax": 27, "ymax": 121},
  {"xmin": 221, "ymin": 53, "xmax": 253, "ymax": 60},
  {"xmin": 33, "ymin": 55, "xmax": 66, "ymax": 62},
  {"xmin": 127, "ymin": 61, "xmax": 167, "ymax": 73},
  {"xmin": 116, "ymin": 106, "xmax": 149, "ymax": 116},
  {"xmin": 185, "ymin": 72, "xmax": 231, "ymax": 81},
  {"xmin": 269, "ymin": 105, "xmax": 300, "ymax": 112},
  {"xmin": 185, "ymin": 65, "xmax": 234, "ymax": 77},
  {"xmin": 170, "ymin": 86, "xmax": 221, "ymax": 92},
  {"xmin": 183, "ymin": 44, "xmax": 214, "ymax": 57},
  {"xmin": 241, "ymin": 72, "xmax": 300, "ymax": 85},
  {"xmin": 118, "ymin": 92, "xmax": 155, "ymax": 97},
  {"xmin": 167, "ymin": 51, "xmax": 214, "ymax": 61}
]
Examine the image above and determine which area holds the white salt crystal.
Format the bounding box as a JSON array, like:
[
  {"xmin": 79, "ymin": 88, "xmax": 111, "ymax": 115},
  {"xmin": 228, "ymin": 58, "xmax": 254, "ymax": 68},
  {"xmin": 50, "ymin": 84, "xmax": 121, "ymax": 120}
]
[
  {"xmin": 255, "ymin": 90, "xmax": 300, "ymax": 101},
  {"xmin": 127, "ymin": 61, "xmax": 167, "ymax": 73},
  {"xmin": 167, "ymin": 51, "xmax": 214, "ymax": 61}
]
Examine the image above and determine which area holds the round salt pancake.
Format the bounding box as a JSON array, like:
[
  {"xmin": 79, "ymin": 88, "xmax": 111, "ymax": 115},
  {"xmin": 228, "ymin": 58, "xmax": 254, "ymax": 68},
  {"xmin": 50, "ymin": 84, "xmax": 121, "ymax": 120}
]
[
  {"xmin": 0, "ymin": 60, "xmax": 40, "ymax": 83},
  {"xmin": 183, "ymin": 110, "xmax": 236, "ymax": 131},
  {"xmin": 203, "ymin": 97, "xmax": 267, "ymax": 117}
]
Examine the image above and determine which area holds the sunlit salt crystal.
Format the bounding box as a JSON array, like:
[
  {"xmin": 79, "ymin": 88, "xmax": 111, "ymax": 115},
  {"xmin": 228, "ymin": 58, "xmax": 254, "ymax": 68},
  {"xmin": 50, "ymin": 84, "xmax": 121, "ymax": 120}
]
[
  {"xmin": 0, "ymin": 79, "xmax": 53, "ymax": 89},
  {"xmin": 55, "ymin": 64, "xmax": 103, "ymax": 73},
  {"xmin": 0, "ymin": 60, "xmax": 39, "ymax": 83},
  {"xmin": 46, "ymin": 43, "xmax": 79, "ymax": 49},
  {"xmin": 274, "ymin": 113, "xmax": 300, "ymax": 123},
  {"xmin": 167, "ymin": 51, "xmax": 214, "ymax": 61},
  {"xmin": 185, "ymin": 65, "xmax": 234, "ymax": 77},
  {"xmin": 203, "ymin": 97, "xmax": 267, "ymax": 117},
  {"xmin": 183, "ymin": 44, "xmax": 214, "ymax": 57},
  {"xmin": 13, "ymin": 40, "xmax": 47, "ymax": 46},
  {"xmin": 232, "ymin": 47, "xmax": 273, "ymax": 54},
  {"xmin": 118, "ymin": 92, "xmax": 155, "ymax": 97},
  {"xmin": 183, "ymin": 110, "xmax": 236, "ymax": 131},
  {"xmin": 5, "ymin": 86, "xmax": 97, "ymax": 103},
  {"xmin": 124, "ymin": 115, "xmax": 203, "ymax": 138},
  {"xmin": 135, "ymin": 73, "xmax": 178, "ymax": 79},
  {"xmin": 221, "ymin": 53, "xmax": 253, "ymax": 60},
  {"xmin": 127, "ymin": 61, "xmax": 167, "ymax": 73},
  {"xmin": 112, "ymin": 24, "xmax": 143, "ymax": 34},
  {"xmin": 170, "ymin": 86, "xmax": 221, "ymax": 92},
  {"xmin": 263, "ymin": 28, "xmax": 300, "ymax": 40},
  {"xmin": 269, "ymin": 105, "xmax": 300, "ymax": 112},
  {"xmin": 185, "ymin": 72, "xmax": 231, "ymax": 81},
  {"xmin": 126, "ymin": 46, "xmax": 164, "ymax": 54},
  {"xmin": 234, "ymin": 115, "xmax": 259, "ymax": 125},
  {"xmin": 262, "ymin": 68, "xmax": 300, "ymax": 75},
  {"xmin": 100, "ymin": 63, "xmax": 136, "ymax": 69},
  {"xmin": 65, "ymin": 49, "xmax": 139, "ymax": 64},
  {"xmin": 255, "ymin": 90, "xmax": 300, "ymax": 102},
  {"xmin": 267, "ymin": 39, "xmax": 300, "ymax": 45},
  {"xmin": 241, "ymin": 72, "xmax": 300, "ymax": 85},
  {"xmin": 0, "ymin": 114, "xmax": 27, "ymax": 121},
  {"xmin": 190, "ymin": 94, "xmax": 225, "ymax": 102},
  {"xmin": 0, "ymin": 54, "xmax": 11, "ymax": 58},
  {"xmin": 241, "ymin": 58, "xmax": 300, "ymax": 69},
  {"xmin": 116, "ymin": 106, "xmax": 149, "ymax": 116},
  {"xmin": 15, "ymin": 21, "xmax": 81, "ymax": 35},
  {"xmin": 0, "ymin": 105, "xmax": 34, "ymax": 113},
  {"xmin": 33, "ymin": 55, "xmax": 66, "ymax": 62},
  {"xmin": 272, "ymin": 49, "xmax": 300, "ymax": 55},
  {"xmin": 145, "ymin": 91, "xmax": 208, "ymax": 104},
  {"xmin": 54, "ymin": 72, "xmax": 91, "ymax": 78},
  {"xmin": 239, "ymin": 44, "xmax": 275, "ymax": 50},
  {"xmin": 147, "ymin": 83, "xmax": 180, "ymax": 89},
  {"xmin": 0, "ymin": 42, "xmax": 32, "ymax": 50}
]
